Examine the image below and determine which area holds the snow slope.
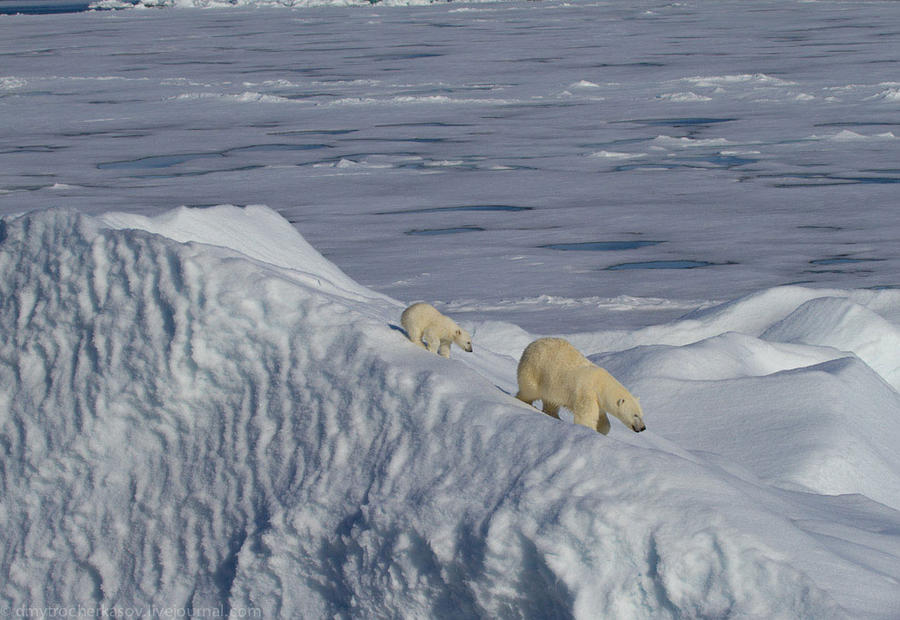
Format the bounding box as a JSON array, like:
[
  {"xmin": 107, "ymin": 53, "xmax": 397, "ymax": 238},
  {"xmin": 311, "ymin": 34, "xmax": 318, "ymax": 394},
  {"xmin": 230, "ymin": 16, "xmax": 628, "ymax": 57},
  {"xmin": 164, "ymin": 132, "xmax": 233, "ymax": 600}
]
[{"xmin": 2, "ymin": 205, "xmax": 899, "ymax": 618}]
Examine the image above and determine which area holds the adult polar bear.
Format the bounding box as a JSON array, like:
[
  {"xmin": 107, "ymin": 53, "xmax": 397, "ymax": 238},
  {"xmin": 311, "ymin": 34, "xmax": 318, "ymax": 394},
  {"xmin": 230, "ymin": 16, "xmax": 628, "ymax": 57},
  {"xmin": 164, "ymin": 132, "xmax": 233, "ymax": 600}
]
[
  {"xmin": 401, "ymin": 302, "xmax": 473, "ymax": 358},
  {"xmin": 516, "ymin": 337, "xmax": 645, "ymax": 435}
]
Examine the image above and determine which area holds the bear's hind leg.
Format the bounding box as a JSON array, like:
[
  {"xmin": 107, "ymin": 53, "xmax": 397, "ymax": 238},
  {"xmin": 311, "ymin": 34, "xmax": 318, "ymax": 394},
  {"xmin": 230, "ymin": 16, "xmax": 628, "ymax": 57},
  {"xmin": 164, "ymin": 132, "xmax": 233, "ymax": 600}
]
[
  {"xmin": 541, "ymin": 402, "xmax": 561, "ymax": 419},
  {"xmin": 405, "ymin": 323, "xmax": 426, "ymax": 348},
  {"xmin": 514, "ymin": 391, "xmax": 533, "ymax": 406}
]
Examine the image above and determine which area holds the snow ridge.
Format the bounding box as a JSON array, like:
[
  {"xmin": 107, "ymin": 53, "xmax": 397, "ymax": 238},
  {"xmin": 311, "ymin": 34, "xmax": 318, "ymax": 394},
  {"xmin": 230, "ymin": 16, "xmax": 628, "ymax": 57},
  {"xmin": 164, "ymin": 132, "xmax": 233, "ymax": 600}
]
[{"xmin": 1, "ymin": 207, "xmax": 898, "ymax": 617}]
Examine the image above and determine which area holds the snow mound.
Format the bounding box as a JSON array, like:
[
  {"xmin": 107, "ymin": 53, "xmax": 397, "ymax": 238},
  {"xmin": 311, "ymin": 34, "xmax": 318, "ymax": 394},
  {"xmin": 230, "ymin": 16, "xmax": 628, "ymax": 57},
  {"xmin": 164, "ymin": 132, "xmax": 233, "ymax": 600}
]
[
  {"xmin": 762, "ymin": 296, "xmax": 900, "ymax": 390},
  {"xmin": 2, "ymin": 206, "xmax": 899, "ymax": 617}
]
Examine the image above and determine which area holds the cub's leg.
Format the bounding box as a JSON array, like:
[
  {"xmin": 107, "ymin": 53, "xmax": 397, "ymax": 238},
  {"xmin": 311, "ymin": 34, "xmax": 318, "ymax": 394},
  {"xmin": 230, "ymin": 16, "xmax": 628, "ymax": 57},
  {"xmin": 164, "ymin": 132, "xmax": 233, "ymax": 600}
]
[
  {"xmin": 404, "ymin": 322, "xmax": 426, "ymax": 348},
  {"xmin": 515, "ymin": 375, "xmax": 540, "ymax": 406}
]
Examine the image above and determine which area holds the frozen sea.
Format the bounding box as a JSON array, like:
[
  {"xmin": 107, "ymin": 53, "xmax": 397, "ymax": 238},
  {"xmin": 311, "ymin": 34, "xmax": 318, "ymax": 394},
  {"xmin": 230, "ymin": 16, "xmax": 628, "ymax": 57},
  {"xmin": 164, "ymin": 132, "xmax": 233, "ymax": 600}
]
[
  {"xmin": 3, "ymin": 0, "xmax": 899, "ymax": 330},
  {"xmin": 2, "ymin": 0, "xmax": 900, "ymax": 617}
]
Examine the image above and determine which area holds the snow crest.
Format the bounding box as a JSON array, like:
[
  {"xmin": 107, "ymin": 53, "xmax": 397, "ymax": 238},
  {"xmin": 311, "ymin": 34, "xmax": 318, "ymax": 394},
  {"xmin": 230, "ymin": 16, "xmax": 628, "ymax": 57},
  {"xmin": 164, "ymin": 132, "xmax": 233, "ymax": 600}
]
[{"xmin": 1, "ymin": 207, "xmax": 898, "ymax": 617}]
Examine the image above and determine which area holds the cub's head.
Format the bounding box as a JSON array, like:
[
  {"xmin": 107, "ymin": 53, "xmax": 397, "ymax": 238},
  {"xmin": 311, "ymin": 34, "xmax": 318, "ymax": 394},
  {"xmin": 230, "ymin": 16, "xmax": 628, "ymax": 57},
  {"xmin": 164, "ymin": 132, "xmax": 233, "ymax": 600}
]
[
  {"xmin": 615, "ymin": 395, "xmax": 645, "ymax": 433},
  {"xmin": 454, "ymin": 328, "xmax": 473, "ymax": 353}
]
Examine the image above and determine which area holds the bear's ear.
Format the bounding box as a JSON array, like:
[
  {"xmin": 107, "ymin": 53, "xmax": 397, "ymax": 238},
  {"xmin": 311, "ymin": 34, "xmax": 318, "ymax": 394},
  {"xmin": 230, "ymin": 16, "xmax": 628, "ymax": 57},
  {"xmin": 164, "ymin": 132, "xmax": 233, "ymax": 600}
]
[
  {"xmin": 456, "ymin": 328, "xmax": 461, "ymax": 335},
  {"xmin": 617, "ymin": 398, "xmax": 626, "ymax": 407}
]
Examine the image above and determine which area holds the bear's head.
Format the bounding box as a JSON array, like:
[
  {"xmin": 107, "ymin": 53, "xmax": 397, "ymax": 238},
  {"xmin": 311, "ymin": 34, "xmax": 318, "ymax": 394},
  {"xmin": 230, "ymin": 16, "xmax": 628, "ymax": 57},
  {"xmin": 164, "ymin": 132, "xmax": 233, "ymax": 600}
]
[
  {"xmin": 609, "ymin": 391, "xmax": 645, "ymax": 433},
  {"xmin": 454, "ymin": 328, "xmax": 473, "ymax": 353}
]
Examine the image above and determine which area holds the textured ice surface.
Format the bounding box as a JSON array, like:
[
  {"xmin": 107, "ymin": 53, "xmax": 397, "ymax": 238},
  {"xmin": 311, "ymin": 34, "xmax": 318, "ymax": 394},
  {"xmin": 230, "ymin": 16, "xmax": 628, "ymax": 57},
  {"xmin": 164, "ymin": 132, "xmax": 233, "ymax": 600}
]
[{"xmin": 1, "ymin": 206, "xmax": 899, "ymax": 617}]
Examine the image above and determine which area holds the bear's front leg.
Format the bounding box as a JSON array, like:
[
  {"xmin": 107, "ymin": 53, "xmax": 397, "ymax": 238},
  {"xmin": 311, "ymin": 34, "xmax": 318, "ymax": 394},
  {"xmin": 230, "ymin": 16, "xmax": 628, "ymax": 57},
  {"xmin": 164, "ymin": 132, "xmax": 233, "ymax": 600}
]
[
  {"xmin": 437, "ymin": 340, "xmax": 452, "ymax": 358},
  {"xmin": 422, "ymin": 327, "xmax": 440, "ymax": 354},
  {"xmin": 573, "ymin": 399, "xmax": 601, "ymax": 432},
  {"xmin": 595, "ymin": 412, "xmax": 611, "ymax": 435}
]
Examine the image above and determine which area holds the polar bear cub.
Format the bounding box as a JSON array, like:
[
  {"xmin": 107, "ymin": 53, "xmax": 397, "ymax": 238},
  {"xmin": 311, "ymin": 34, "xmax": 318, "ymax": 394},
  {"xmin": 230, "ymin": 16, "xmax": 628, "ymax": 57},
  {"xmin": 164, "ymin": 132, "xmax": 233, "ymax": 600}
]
[
  {"xmin": 516, "ymin": 337, "xmax": 645, "ymax": 435},
  {"xmin": 401, "ymin": 302, "xmax": 473, "ymax": 358}
]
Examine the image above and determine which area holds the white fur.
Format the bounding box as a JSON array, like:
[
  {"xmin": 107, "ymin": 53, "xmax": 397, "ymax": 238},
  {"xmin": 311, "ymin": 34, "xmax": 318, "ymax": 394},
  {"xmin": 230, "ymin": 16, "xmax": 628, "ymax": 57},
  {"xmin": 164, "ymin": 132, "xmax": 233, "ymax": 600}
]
[
  {"xmin": 401, "ymin": 303, "xmax": 473, "ymax": 358},
  {"xmin": 515, "ymin": 337, "xmax": 645, "ymax": 435}
]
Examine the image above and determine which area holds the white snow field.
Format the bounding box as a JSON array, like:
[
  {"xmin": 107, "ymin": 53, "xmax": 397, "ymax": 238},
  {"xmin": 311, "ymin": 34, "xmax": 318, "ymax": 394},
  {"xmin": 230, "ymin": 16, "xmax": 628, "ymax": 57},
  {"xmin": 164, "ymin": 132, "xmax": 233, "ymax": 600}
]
[
  {"xmin": 2, "ymin": 205, "xmax": 900, "ymax": 618},
  {"xmin": 2, "ymin": 0, "xmax": 900, "ymax": 617}
]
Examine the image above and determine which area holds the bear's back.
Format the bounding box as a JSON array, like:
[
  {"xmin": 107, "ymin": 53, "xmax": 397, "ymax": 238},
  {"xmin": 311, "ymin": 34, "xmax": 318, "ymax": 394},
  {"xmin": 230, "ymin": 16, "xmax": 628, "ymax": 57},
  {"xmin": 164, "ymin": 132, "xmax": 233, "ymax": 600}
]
[
  {"xmin": 518, "ymin": 338, "xmax": 591, "ymax": 385},
  {"xmin": 401, "ymin": 302, "xmax": 439, "ymax": 327}
]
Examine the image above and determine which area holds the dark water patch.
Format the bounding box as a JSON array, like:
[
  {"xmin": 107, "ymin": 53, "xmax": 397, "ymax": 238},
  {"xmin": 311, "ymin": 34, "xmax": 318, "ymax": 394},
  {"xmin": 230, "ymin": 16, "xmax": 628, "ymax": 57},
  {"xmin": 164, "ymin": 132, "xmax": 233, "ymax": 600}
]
[
  {"xmin": 810, "ymin": 256, "xmax": 884, "ymax": 266},
  {"xmin": 87, "ymin": 99, "xmax": 146, "ymax": 106},
  {"xmin": 773, "ymin": 173, "xmax": 900, "ymax": 187},
  {"xmin": 0, "ymin": 1, "xmax": 90, "ymax": 14},
  {"xmin": 378, "ymin": 205, "xmax": 533, "ymax": 215},
  {"xmin": 271, "ymin": 129, "xmax": 357, "ymax": 137},
  {"xmin": 275, "ymin": 92, "xmax": 342, "ymax": 101},
  {"xmin": 139, "ymin": 165, "xmax": 265, "ymax": 179},
  {"xmin": 1, "ymin": 145, "xmax": 65, "ymax": 155},
  {"xmin": 606, "ymin": 260, "xmax": 733, "ymax": 270},
  {"xmin": 98, "ymin": 153, "xmax": 223, "ymax": 170},
  {"xmin": 837, "ymin": 176, "xmax": 900, "ymax": 185},
  {"xmin": 159, "ymin": 60, "xmax": 237, "ymax": 67},
  {"xmin": 541, "ymin": 240, "xmax": 664, "ymax": 252},
  {"xmin": 804, "ymin": 268, "xmax": 876, "ymax": 275},
  {"xmin": 616, "ymin": 117, "xmax": 737, "ymax": 127},
  {"xmin": 98, "ymin": 144, "xmax": 329, "ymax": 171},
  {"xmin": 376, "ymin": 122, "xmax": 472, "ymax": 129},
  {"xmin": 798, "ymin": 225, "xmax": 843, "ymax": 231},
  {"xmin": 347, "ymin": 137, "xmax": 458, "ymax": 144},
  {"xmin": 365, "ymin": 52, "xmax": 445, "ymax": 62},
  {"xmin": 615, "ymin": 162, "xmax": 686, "ymax": 172},
  {"xmin": 505, "ymin": 57, "xmax": 565, "ymax": 64},
  {"xmin": 229, "ymin": 143, "xmax": 331, "ymax": 154},
  {"xmin": 405, "ymin": 226, "xmax": 485, "ymax": 236},
  {"xmin": 593, "ymin": 62, "xmax": 667, "ymax": 68},
  {"xmin": 2, "ymin": 182, "xmax": 63, "ymax": 192},
  {"xmin": 61, "ymin": 130, "xmax": 149, "ymax": 139}
]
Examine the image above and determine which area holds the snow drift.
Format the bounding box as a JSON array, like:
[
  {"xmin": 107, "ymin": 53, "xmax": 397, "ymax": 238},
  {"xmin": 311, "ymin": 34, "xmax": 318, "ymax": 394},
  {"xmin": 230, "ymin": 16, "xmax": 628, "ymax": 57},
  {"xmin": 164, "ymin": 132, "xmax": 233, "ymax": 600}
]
[{"xmin": 2, "ymin": 206, "xmax": 900, "ymax": 618}]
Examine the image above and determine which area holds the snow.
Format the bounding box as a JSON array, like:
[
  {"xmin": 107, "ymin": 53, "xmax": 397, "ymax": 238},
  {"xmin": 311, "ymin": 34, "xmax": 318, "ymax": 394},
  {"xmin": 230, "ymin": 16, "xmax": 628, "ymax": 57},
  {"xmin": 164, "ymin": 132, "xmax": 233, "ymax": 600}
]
[
  {"xmin": 2, "ymin": 205, "xmax": 900, "ymax": 618},
  {"xmin": 2, "ymin": 0, "xmax": 900, "ymax": 617}
]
